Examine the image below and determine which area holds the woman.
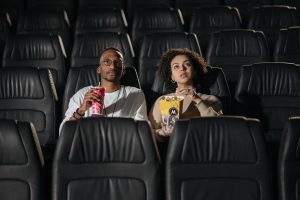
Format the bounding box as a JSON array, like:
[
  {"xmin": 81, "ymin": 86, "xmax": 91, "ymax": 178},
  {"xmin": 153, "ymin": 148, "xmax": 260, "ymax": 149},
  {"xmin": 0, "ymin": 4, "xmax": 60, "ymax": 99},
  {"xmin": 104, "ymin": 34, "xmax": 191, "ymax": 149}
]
[{"xmin": 148, "ymin": 48, "xmax": 223, "ymax": 140}]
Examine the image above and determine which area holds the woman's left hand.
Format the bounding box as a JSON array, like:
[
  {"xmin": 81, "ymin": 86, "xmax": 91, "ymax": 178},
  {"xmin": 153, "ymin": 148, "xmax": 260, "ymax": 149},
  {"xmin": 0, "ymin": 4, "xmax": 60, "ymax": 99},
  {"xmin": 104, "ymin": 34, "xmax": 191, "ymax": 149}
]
[{"xmin": 176, "ymin": 87, "xmax": 198, "ymax": 100}]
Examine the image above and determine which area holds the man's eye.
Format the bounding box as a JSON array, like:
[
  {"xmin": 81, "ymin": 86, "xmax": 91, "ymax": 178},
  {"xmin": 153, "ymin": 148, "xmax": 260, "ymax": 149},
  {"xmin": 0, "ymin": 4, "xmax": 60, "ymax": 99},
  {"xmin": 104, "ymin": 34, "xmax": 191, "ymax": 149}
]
[{"xmin": 104, "ymin": 59, "xmax": 112, "ymax": 65}]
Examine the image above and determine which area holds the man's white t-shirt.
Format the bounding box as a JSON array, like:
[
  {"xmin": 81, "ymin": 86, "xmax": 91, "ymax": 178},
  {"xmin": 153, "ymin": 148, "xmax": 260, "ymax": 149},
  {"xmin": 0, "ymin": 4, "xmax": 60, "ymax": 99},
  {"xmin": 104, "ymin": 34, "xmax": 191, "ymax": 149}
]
[{"xmin": 59, "ymin": 85, "xmax": 148, "ymax": 133}]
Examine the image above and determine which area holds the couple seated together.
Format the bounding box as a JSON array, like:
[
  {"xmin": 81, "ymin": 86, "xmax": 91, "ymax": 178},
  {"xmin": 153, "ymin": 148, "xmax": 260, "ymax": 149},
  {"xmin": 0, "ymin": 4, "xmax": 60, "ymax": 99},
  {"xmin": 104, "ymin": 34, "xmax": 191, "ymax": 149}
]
[{"xmin": 60, "ymin": 47, "xmax": 223, "ymax": 140}]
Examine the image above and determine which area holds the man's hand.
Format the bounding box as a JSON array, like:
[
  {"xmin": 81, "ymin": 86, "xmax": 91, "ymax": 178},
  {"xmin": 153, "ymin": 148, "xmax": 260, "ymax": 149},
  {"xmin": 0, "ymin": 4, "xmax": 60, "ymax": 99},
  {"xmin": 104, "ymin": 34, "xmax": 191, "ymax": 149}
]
[{"xmin": 78, "ymin": 88, "xmax": 101, "ymax": 114}]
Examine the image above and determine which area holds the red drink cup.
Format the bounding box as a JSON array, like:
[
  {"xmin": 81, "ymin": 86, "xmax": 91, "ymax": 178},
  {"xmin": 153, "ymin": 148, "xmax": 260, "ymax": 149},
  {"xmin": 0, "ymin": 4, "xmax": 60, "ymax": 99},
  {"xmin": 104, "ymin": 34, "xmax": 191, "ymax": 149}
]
[{"xmin": 91, "ymin": 87, "xmax": 105, "ymax": 115}]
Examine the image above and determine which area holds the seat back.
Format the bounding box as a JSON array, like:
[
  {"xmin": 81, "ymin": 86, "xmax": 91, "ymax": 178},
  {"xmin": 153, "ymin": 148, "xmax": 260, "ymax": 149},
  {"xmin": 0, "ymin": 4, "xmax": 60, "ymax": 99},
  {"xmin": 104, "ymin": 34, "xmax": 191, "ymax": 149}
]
[
  {"xmin": 189, "ymin": 6, "xmax": 242, "ymax": 55},
  {"xmin": 2, "ymin": 33, "xmax": 66, "ymax": 96},
  {"xmin": 175, "ymin": 0, "xmax": 222, "ymax": 22},
  {"xmin": 273, "ymin": 26, "xmax": 300, "ymax": 64},
  {"xmin": 151, "ymin": 66, "xmax": 231, "ymax": 113},
  {"xmin": 16, "ymin": 9, "xmax": 71, "ymax": 56},
  {"xmin": 206, "ymin": 29, "xmax": 271, "ymax": 93},
  {"xmin": 62, "ymin": 66, "xmax": 140, "ymax": 116},
  {"xmin": 53, "ymin": 117, "xmax": 160, "ymax": 200},
  {"xmin": 71, "ymin": 32, "xmax": 134, "ymax": 68},
  {"xmin": 75, "ymin": 8, "xmax": 127, "ymax": 35},
  {"xmin": 0, "ymin": 67, "xmax": 57, "ymax": 147},
  {"xmin": 0, "ymin": 12, "xmax": 10, "ymax": 64},
  {"xmin": 248, "ymin": 5, "xmax": 298, "ymax": 51},
  {"xmin": 127, "ymin": 0, "xmax": 173, "ymax": 21},
  {"xmin": 224, "ymin": 0, "xmax": 272, "ymax": 26},
  {"xmin": 131, "ymin": 7, "xmax": 184, "ymax": 49},
  {"xmin": 278, "ymin": 117, "xmax": 300, "ymax": 200},
  {"xmin": 166, "ymin": 116, "xmax": 273, "ymax": 200},
  {"xmin": 0, "ymin": 119, "xmax": 44, "ymax": 200},
  {"xmin": 78, "ymin": 0, "xmax": 125, "ymax": 10},
  {"xmin": 234, "ymin": 62, "xmax": 300, "ymax": 143}
]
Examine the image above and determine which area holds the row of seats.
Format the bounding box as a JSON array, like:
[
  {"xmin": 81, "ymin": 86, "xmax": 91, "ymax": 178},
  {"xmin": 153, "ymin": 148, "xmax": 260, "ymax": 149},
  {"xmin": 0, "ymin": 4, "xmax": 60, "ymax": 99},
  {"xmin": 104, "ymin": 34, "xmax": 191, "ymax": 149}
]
[
  {"xmin": 1, "ymin": 0, "xmax": 299, "ymax": 23},
  {"xmin": 1, "ymin": 116, "xmax": 299, "ymax": 200},
  {"xmin": 1, "ymin": 5, "xmax": 299, "ymax": 53},
  {"xmin": 0, "ymin": 61, "xmax": 299, "ymax": 155},
  {"xmin": 1, "ymin": 28, "xmax": 300, "ymax": 98}
]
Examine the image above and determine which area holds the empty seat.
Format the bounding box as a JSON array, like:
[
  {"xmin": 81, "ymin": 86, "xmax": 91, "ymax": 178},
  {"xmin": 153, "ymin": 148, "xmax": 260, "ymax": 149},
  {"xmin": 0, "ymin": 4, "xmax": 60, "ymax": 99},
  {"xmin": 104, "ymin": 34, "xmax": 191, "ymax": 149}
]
[
  {"xmin": 71, "ymin": 32, "xmax": 134, "ymax": 68},
  {"xmin": 206, "ymin": 29, "xmax": 271, "ymax": 94},
  {"xmin": 0, "ymin": 119, "xmax": 44, "ymax": 200},
  {"xmin": 16, "ymin": 9, "xmax": 71, "ymax": 57},
  {"xmin": 224, "ymin": 0, "xmax": 272, "ymax": 26},
  {"xmin": 234, "ymin": 62, "xmax": 300, "ymax": 148},
  {"xmin": 278, "ymin": 117, "xmax": 300, "ymax": 200},
  {"xmin": 53, "ymin": 117, "xmax": 160, "ymax": 200},
  {"xmin": 152, "ymin": 66, "xmax": 231, "ymax": 113},
  {"xmin": 139, "ymin": 32, "xmax": 201, "ymax": 105},
  {"xmin": 0, "ymin": 67, "xmax": 57, "ymax": 148},
  {"xmin": 62, "ymin": 66, "xmax": 140, "ymax": 116},
  {"xmin": 131, "ymin": 7, "xmax": 184, "ymax": 49},
  {"xmin": 78, "ymin": 0, "xmax": 125, "ymax": 10},
  {"xmin": 273, "ymin": 26, "xmax": 300, "ymax": 64},
  {"xmin": 2, "ymin": 33, "xmax": 66, "ymax": 96},
  {"xmin": 127, "ymin": 0, "xmax": 173, "ymax": 21},
  {"xmin": 0, "ymin": 0, "xmax": 26, "ymax": 28},
  {"xmin": 248, "ymin": 5, "xmax": 298, "ymax": 51},
  {"xmin": 189, "ymin": 6, "xmax": 242, "ymax": 55},
  {"xmin": 0, "ymin": 12, "xmax": 11, "ymax": 64},
  {"xmin": 75, "ymin": 8, "xmax": 127, "ymax": 35},
  {"xmin": 175, "ymin": 0, "xmax": 223, "ymax": 22},
  {"xmin": 166, "ymin": 116, "xmax": 273, "ymax": 200},
  {"xmin": 27, "ymin": 0, "xmax": 75, "ymax": 23}
]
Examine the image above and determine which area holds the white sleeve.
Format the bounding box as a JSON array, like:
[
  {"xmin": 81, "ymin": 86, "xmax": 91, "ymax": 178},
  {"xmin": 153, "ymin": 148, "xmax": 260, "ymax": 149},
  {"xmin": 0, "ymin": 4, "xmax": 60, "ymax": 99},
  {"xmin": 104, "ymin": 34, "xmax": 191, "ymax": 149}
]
[{"xmin": 134, "ymin": 90, "xmax": 148, "ymax": 121}]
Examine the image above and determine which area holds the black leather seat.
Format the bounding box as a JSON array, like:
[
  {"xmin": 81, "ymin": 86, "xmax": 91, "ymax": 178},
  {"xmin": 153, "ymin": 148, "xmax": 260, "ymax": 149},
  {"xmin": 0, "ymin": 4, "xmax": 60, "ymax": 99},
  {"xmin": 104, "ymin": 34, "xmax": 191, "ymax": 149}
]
[
  {"xmin": 62, "ymin": 66, "xmax": 140, "ymax": 117},
  {"xmin": 2, "ymin": 33, "xmax": 66, "ymax": 96},
  {"xmin": 131, "ymin": 7, "xmax": 184, "ymax": 50},
  {"xmin": 165, "ymin": 116, "xmax": 273, "ymax": 200},
  {"xmin": 53, "ymin": 117, "xmax": 160, "ymax": 200},
  {"xmin": 0, "ymin": 119, "xmax": 44, "ymax": 200},
  {"xmin": 27, "ymin": 0, "xmax": 75, "ymax": 24},
  {"xmin": 175, "ymin": 0, "xmax": 222, "ymax": 23},
  {"xmin": 16, "ymin": 9, "xmax": 71, "ymax": 57},
  {"xmin": 127, "ymin": 0, "xmax": 173, "ymax": 22},
  {"xmin": 0, "ymin": 67, "xmax": 57, "ymax": 148},
  {"xmin": 152, "ymin": 66, "xmax": 231, "ymax": 113},
  {"xmin": 139, "ymin": 32, "xmax": 202, "ymax": 107},
  {"xmin": 273, "ymin": 26, "xmax": 300, "ymax": 64},
  {"xmin": 71, "ymin": 32, "xmax": 134, "ymax": 68},
  {"xmin": 0, "ymin": 12, "xmax": 10, "ymax": 64},
  {"xmin": 278, "ymin": 117, "xmax": 300, "ymax": 200},
  {"xmin": 78, "ymin": 0, "xmax": 125, "ymax": 10},
  {"xmin": 0, "ymin": 0, "xmax": 26, "ymax": 29},
  {"xmin": 248, "ymin": 5, "xmax": 298, "ymax": 51},
  {"xmin": 206, "ymin": 29, "xmax": 271, "ymax": 94},
  {"xmin": 75, "ymin": 8, "xmax": 127, "ymax": 35},
  {"xmin": 224, "ymin": 0, "xmax": 272, "ymax": 26},
  {"xmin": 234, "ymin": 62, "xmax": 300, "ymax": 152},
  {"xmin": 189, "ymin": 6, "xmax": 242, "ymax": 56}
]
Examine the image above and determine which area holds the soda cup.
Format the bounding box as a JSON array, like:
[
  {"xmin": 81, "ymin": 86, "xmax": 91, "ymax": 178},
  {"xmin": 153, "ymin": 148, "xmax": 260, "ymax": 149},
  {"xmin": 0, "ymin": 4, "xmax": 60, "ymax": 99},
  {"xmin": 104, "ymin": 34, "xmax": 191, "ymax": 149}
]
[{"xmin": 91, "ymin": 87, "xmax": 105, "ymax": 115}]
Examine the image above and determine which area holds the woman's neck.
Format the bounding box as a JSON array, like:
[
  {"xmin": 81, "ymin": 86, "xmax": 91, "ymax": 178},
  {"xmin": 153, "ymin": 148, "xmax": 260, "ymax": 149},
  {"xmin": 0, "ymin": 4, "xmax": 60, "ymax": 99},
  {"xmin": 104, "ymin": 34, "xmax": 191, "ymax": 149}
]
[{"xmin": 177, "ymin": 83, "xmax": 194, "ymax": 89}]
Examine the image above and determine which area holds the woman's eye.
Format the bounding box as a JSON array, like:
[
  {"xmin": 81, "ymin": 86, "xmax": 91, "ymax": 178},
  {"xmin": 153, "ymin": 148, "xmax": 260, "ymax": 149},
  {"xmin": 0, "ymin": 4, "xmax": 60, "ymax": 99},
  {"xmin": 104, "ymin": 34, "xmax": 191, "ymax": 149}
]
[
  {"xmin": 172, "ymin": 65, "xmax": 179, "ymax": 69},
  {"xmin": 184, "ymin": 62, "xmax": 192, "ymax": 67}
]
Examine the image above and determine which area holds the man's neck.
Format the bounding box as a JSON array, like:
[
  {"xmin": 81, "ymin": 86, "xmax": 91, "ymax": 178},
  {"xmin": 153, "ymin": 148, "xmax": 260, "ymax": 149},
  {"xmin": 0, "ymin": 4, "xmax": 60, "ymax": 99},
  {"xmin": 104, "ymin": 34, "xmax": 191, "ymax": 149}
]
[{"xmin": 101, "ymin": 81, "xmax": 121, "ymax": 93}]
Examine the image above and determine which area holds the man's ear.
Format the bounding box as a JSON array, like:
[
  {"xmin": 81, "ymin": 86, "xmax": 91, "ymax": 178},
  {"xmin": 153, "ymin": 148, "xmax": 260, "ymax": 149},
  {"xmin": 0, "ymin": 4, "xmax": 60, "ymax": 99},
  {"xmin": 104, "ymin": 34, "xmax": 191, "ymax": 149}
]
[{"xmin": 96, "ymin": 65, "xmax": 101, "ymax": 74}]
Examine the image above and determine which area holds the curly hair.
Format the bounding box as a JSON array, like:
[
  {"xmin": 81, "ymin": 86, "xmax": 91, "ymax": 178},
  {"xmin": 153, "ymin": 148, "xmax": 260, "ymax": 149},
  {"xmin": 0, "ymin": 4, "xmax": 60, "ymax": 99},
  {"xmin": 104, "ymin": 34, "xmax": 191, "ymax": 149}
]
[{"xmin": 158, "ymin": 48, "xmax": 208, "ymax": 89}]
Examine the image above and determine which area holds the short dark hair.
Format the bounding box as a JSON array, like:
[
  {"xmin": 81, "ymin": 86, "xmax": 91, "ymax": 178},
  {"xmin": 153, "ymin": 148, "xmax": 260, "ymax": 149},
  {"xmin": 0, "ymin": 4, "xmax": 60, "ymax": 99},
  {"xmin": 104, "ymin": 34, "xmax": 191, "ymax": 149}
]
[
  {"xmin": 159, "ymin": 48, "xmax": 208, "ymax": 88},
  {"xmin": 100, "ymin": 47, "xmax": 123, "ymax": 59}
]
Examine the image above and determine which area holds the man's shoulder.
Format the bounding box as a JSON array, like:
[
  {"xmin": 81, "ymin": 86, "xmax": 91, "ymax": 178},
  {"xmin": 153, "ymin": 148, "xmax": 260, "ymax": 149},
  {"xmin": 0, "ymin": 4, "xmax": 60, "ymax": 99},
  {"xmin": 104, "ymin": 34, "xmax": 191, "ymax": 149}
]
[{"xmin": 123, "ymin": 86, "xmax": 143, "ymax": 94}]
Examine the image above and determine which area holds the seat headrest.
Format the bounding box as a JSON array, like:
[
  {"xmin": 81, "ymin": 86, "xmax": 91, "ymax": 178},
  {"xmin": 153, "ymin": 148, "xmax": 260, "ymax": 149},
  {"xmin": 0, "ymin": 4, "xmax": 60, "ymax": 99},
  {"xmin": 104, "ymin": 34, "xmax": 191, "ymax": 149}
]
[
  {"xmin": 65, "ymin": 117, "xmax": 145, "ymax": 163},
  {"xmin": 240, "ymin": 62, "xmax": 300, "ymax": 96},
  {"xmin": 0, "ymin": 67, "xmax": 44, "ymax": 98}
]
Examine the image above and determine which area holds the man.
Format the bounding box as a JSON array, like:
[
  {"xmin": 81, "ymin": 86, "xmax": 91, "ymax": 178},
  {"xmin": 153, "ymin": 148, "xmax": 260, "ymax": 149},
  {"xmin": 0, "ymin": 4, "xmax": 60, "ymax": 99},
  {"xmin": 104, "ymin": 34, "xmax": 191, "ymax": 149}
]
[{"xmin": 59, "ymin": 47, "xmax": 148, "ymax": 132}]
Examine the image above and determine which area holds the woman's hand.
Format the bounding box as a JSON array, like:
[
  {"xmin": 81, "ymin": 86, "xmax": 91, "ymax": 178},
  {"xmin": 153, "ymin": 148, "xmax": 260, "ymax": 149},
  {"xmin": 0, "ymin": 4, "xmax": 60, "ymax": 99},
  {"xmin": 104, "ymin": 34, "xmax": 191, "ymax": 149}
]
[{"xmin": 176, "ymin": 86, "xmax": 202, "ymax": 104}]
